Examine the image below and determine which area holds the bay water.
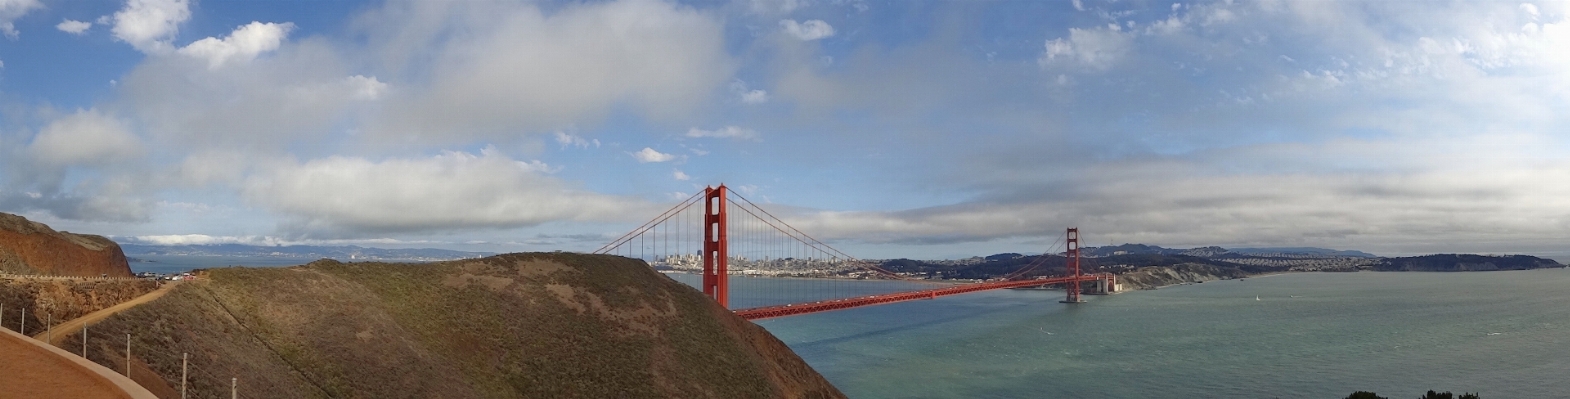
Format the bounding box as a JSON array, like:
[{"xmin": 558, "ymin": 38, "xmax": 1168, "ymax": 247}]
[{"xmin": 713, "ymin": 270, "xmax": 1570, "ymax": 398}]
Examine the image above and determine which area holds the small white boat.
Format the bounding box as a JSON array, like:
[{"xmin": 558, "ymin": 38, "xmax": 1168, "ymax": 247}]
[{"xmin": 1255, "ymin": 295, "xmax": 1260, "ymax": 301}]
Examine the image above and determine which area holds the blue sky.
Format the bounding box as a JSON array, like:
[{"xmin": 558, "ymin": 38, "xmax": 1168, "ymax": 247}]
[{"xmin": 1, "ymin": 0, "xmax": 1568, "ymax": 259}]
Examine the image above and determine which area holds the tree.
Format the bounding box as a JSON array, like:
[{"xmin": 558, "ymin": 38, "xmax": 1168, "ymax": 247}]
[{"xmin": 1346, "ymin": 392, "xmax": 1387, "ymax": 399}]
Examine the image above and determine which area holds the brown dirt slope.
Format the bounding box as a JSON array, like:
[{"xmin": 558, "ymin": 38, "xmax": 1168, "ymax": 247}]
[
  {"xmin": 37, "ymin": 281, "xmax": 180, "ymax": 345},
  {"xmin": 0, "ymin": 212, "xmax": 132, "ymax": 277},
  {"xmin": 74, "ymin": 253, "xmax": 845, "ymax": 399},
  {"xmin": 1, "ymin": 278, "xmax": 160, "ymax": 334}
]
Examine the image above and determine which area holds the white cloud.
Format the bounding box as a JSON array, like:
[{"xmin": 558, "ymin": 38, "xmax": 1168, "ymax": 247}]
[
  {"xmin": 121, "ymin": 234, "xmax": 459, "ymax": 247},
  {"xmin": 783, "ymin": 137, "xmax": 1570, "ymax": 255},
  {"xmin": 554, "ymin": 131, "xmax": 600, "ymax": 148},
  {"xmin": 178, "ymin": 22, "xmax": 294, "ymax": 69},
  {"xmin": 112, "ymin": 0, "xmax": 191, "ymax": 53},
  {"xmin": 673, "ymin": 169, "xmax": 691, "ymax": 181},
  {"xmin": 741, "ymin": 89, "xmax": 770, "ymax": 104},
  {"xmin": 1072, "ymin": 0, "xmax": 1084, "ymax": 12},
  {"xmin": 128, "ymin": 234, "xmax": 247, "ymax": 246},
  {"xmin": 780, "ymin": 19, "xmax": 836, "ymax": 41},
  {"xmin": 747, "ymin": 0, "xmax": 807, "ymax": 15},
  {"xmin": 1522, "ymin": 3, "xmax": 1541, "ymax": 18},
  {"xmin": 56, "ymin": 19, "xmax": 92, "ymax": 35},
  {"xmin": 344, "ymin": 75, "xmax": 388, "ymax": 101},
  {"xmin": 243, "ymin": 148, "xmax": 647, "ymax": 234},
  {"xmin": 686, "ymin": 126, "xmax": 760, "ymax": 140},
  {"xmin": 365, "ymin": 0, "xmax": 733, "ymax": 143},
  {"xmin": 731, "ymin": 80, "xmax": 770, "ymax": 104},
  {"xmin": 27, "ymin": 109, "xmax": 142, "ymax": 166},
  {"xmin": 118, "ymin": 38, "xmax": 374, "ymax": 150},
  {"xmin": 1038, "ymin": 26, "xmax": 1133, "ymax": 70},
  {"xmin": 0, "ymin": 0, "xmax": 41, "ymax": 39},
  {"xmin": 631, "ymin": 147, "xmax": 678, "ymax": 163},
  {"xmin": 174, "ymin": 150, "xmax": 252, "ymax": 186}
]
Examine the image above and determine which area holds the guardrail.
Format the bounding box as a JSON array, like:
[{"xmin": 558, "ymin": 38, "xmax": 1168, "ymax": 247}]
[{"xmin": 0, "ymin": 273, "xmax": 147, "ymax": 282}]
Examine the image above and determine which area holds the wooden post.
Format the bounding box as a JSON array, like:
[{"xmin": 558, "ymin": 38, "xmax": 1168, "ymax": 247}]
[
  {"xmin": 46, "ymin": 312, "xmax": 51, "ymax": 344},
  {"xmin": 126, "ymin": 334, "xmax": 131, "ymax": 376},
  {"xmin": 82, "ymin": 324, "xmax": 87, "ymax": 358},
  {"xmin": 19, "ymin": 307, "xmax": 24, "ymax": 335},
  {"xmin": 232, "ymin": 377, "xmax": 237, "ymax": 399},
  {"xmin": 182, "ymin": 352, "xmax": 188, "ymax": 399}
]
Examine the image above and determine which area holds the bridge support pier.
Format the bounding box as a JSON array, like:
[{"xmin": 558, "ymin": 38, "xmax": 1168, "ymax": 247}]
[
  {"xmin": 702, "ymin": 185, "xmax": 730, "ymax": 308},
  {"xmin": 1086, "ymin": 273, "xmax": 1117, "ymax": 295}
]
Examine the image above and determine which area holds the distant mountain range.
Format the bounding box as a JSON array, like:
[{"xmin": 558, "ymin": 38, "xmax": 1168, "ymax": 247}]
[
  {"xmin": 120, "ymin": 243, "xmax": 492, "ymax": 261},
  {"xmin": 880, "ymin": 244, "xmax": 1560, "ymax": 282},
  {"xmin": 1082, "ymin": 244, "xmax": 1377, "ymax": 258}
]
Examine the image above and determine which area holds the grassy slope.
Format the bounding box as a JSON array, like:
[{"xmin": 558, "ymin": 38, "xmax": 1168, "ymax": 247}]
[{"xmin": 76, "ymin": 253, "xmax": 843, "ymax": 399}]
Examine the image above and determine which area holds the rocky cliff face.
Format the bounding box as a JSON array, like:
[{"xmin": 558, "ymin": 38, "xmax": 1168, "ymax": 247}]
[
  {"xmin": 1116, "ymin": 263, "xmax": 1251, "ymax": 290},
  {"xmin": 0, "ymin": 213, "xmax": 132, "ymax": 277}
]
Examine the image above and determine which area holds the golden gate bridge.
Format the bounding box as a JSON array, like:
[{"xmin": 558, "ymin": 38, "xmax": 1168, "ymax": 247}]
[{"xmin": 594, "ymin": 184, "xmax": 1116, "ymax": 320}]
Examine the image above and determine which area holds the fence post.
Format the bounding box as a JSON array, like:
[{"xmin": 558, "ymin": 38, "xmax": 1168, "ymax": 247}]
[
  {"xmin": 126, "ymin": 333, "xmax": 131, "ymax": 376},
  {"xmin": 82, "ymin": 324, "xmax": 87, "ymax": 358},
  {"xmin": 182, "ymin": 352, "xmax": 188, "ymax": 399},
  {"xmin": 46, "ymin": 312, "xmax": 51, "ymax": 344},
  {"xmin": 19, "ymin": 307, "xmax": 24, "ymax": 335},
  {"xmin": 232, "ymin": 377, "xmax": 237, "ymax": 399}
]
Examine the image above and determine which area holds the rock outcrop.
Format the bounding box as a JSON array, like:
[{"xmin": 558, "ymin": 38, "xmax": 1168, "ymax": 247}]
[
  {"xmin": 0, "ymin": 213, "xmax": 132, "ymax": 277},
  {"xmin": 1116, "ymin": 263, "xmax": 1251, "ymax": 290}
]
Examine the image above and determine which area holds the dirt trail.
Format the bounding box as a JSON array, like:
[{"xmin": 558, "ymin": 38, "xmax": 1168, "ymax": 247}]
[{"xmin": 34, "ymin": 281, "xmax": 181, "ymax": 346}]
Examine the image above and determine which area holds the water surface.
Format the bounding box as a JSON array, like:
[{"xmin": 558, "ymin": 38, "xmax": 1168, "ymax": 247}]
[{"xmin": 742, "ymin": 270, "xmax": 1570, "ymax": 398}]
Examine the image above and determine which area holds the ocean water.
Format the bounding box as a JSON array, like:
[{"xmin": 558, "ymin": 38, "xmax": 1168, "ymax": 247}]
[
  {"xmin": 127, "ymin": 255, "xmax": 314, "ymax": 274},
  {"xmin": 710, "ymin": 270, "xmax": 1570, "ymax": 398}
]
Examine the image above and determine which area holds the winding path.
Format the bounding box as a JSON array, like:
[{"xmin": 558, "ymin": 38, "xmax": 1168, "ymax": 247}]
[{"xmin": 34, "ymin": 281, "xmax": 181, "ymax": 346}]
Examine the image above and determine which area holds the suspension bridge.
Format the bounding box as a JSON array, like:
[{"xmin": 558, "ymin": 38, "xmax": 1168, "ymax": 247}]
[{"xmin": 594, "ymin": 184, "xmax": 1116, "ymax": 320}]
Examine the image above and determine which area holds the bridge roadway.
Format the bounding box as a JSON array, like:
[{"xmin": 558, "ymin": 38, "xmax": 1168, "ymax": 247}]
[{"xmin": 733, "ymin": 274, "xmax": 1103, "ymax": 320}]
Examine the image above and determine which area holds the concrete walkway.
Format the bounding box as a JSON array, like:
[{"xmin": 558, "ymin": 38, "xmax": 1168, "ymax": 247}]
[{"xmin": 0, "ymin": 326, "xmax": 157, "ymax": 398}]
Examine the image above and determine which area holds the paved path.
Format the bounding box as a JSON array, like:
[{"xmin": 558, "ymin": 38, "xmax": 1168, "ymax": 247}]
[
  {"xmin": 1, "ymin": 326, "xmax": 157, "ymax": 398},
  {"xmin": 35, "ymin": 281, "xmax": 180, "ymax": 346}
]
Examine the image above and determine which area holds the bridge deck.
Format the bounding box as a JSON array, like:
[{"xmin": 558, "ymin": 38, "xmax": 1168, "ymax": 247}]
[{"xmin": 733, "ymin": 274, "xmax": 1102, "ymax": 320}]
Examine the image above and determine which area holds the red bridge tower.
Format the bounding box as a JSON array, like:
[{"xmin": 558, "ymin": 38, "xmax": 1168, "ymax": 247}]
[{"xmin": 1060, "ymin": 227, "xmax": 1086, "ymax": 304}]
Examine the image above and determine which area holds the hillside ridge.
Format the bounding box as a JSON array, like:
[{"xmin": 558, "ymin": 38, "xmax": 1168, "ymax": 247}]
[
  {"xmin": 72, "ymin": 252, "xmax": 843, "ymax": 398},
  {"xmin": 0, "ymin": 212, "xmax": 132, "ymax": 277}
]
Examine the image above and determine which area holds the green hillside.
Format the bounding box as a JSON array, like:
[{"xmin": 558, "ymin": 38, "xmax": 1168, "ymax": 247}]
[{"xmin": 73, "ymin": 253, "xmax": 843, "ymax": 398}]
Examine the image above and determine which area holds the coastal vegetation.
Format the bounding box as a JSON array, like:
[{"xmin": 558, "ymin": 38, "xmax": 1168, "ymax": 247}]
[{"xmin": 0, "ymin": 278, "xmax": 158, "ymax": 333}]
